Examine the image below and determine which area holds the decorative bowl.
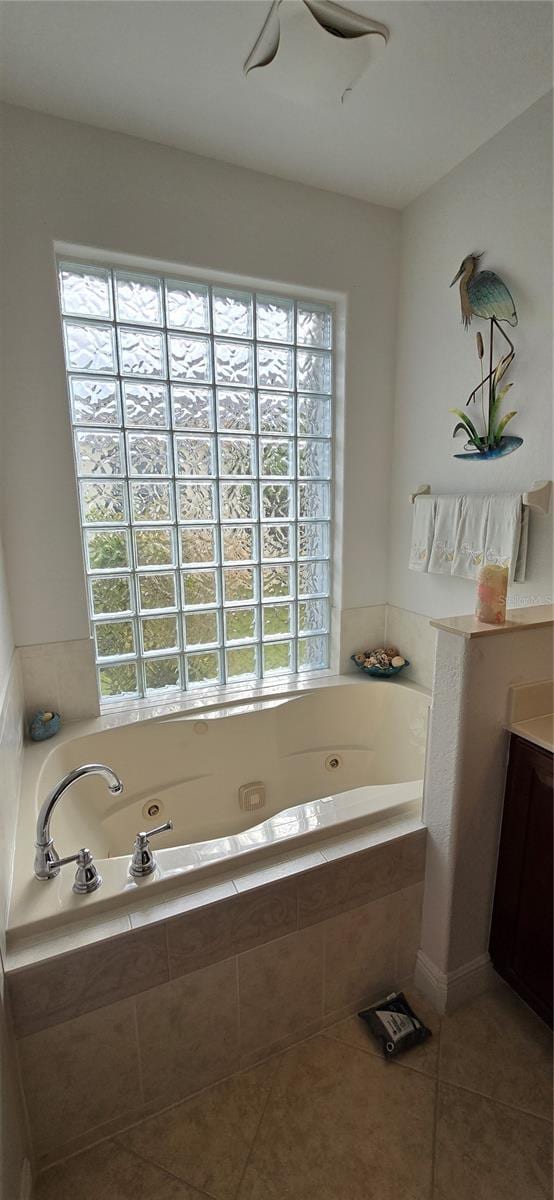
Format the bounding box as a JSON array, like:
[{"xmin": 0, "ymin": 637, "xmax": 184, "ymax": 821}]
[{"xmin": 350, "ymin": 655, "xmax": 410, "ymax": 679}]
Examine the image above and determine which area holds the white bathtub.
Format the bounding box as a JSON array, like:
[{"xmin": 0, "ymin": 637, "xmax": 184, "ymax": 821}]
[{"xmin": 9, "ymin": 676, "xmax": 429, "ymax": 942}]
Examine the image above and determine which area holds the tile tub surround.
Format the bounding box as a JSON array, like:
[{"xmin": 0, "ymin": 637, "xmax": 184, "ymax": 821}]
[
  {"xmin": 19, "ymin": 637, "xmax": 100, "ymax": 722},
  {"xmin": 33, "ymin": 982, "xmax": 553, "ymax": 1200},
  {"xmin": 384, "ymin": 604, "xmax": 437, "ymax": 691},
  {"xmin": 8, "ymin": 826, "xmax": 426, "ymax": 1162}
]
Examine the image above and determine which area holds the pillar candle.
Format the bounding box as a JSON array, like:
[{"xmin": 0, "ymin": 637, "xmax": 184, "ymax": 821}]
[{"xmin": 475, "ymin": 564, "xmax": 508, "ymax": 624}]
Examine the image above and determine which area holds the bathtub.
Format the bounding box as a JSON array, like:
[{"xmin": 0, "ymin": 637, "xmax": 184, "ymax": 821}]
[{"xmin": 8, "ymin": 676, "xmax": 429, "ymax": 942}]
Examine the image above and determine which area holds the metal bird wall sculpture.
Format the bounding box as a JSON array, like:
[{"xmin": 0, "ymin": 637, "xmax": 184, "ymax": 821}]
[
  {"xmin": 449, "ymin": 253, "xmax": 522, "ymax": 459},
  {"xmin": 450, "ymin": 253, "xmax": 518, "ymax": 330}
]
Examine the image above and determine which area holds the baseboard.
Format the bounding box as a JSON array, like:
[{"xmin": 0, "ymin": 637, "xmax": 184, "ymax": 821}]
[
  {"xmin": 415, "ymin": 950, "xmax": 497, "ymax": 1014},
  {"xmin": 19, "ymin": 1158, "xmax": 33, "ymax": 1200}
]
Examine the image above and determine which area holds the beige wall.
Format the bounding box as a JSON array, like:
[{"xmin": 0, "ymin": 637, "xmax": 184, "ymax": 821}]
[
  {"xmin": 389, "ymin": 93, "xmax": 553, "ymax": 619},
  {"xmin": 0, "ymin": 101, "xmax": 400, "ymax": 654}
]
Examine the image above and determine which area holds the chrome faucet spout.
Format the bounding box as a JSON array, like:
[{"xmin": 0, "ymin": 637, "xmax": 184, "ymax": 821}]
[{"xmin": 34, "ymin": 763, "xmax": 123, "ymax": 881}]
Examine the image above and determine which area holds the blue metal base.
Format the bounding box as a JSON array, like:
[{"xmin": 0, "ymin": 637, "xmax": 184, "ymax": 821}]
[{"xmin": 454, "ymin": 435, "xmax": 523, "ymax": 461}]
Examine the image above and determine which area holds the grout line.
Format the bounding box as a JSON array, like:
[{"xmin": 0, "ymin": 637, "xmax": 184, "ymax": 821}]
[
  {"xmin": 232, "ymin": 1049, "xmax": 284, "ymax": 1199},
  {"xmin": 429, "ymin": 1022, "xmax": 442, "ymax": 1197},
  {"xmin": 107, "ymin": 1138, "xmax": 216, "ymax": 1200},
  {"xmin": 436, "ymin": 1078, "xmax": 553, "ymax": 1125},
  {"xmin": 132, "ymin": 996, "xmax": 145, "ymax": 1107}
]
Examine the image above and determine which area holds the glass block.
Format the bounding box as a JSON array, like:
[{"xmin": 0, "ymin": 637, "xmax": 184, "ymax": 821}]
[
  {"xmin": 296, "ymin": 350, "xmax": 332, "ymax": 394},
  {"xmin": 75, "ymin": 431, "xmax": 123, "ymax": 477},
  {"xmin": 122, "ymin": 382, "xmax": 169, "ymax": 428},
  {"xmin": 99, "ymin": 662, "xmax": 138, "ymax": 699},
  {"xmin": 258, "ymin": 391, "xmax": 294, "ymax": 434},
  {"xmin": 226, "ymin": 646, "xmax": 257, "ymax": 680},
  {"xmin": 220, "ymin": 482, "xmax": 254, "ymax": 521},
  {"xmin": 127, "ymin": 433, "xmax": 170, "ymax": 476},
  {"xmin": 219, "ymin": 436, "xmax": 254, "ymax": 477},
  {"xmin": 130, "ymin": 481, "xmax": 172, "ymax": 523},
  {"xmin": 262, "ymin": 564, "xmax": 293, "ymax": 600},
  {"xmin": 222, "ymin": 525, "xmax": 255, "ymax": 563},
  {"xmin": 175, "ymin": 434, "xmax": 214, "ymax": 477},
  {"xmin": 298, "ymin": 635, "xmax": 329, "ymax": 671},
  {"xmin": 177, "ymin": 482, "xmax": 215, "ymax": 522},
  {"xmin": 186, "ymin": 651, "xmax": 221, "ymax": 687},
  {"xmin": 165, "ymin": 280, "xmax": 210, "ymax": 332},
  {"xmin": 185, "ymin": 610, "xmax": 219, "ymax": 647},
  {"xmin": 298, "ymin": 522, "xmax": 329, "ymax": 559},
  {"xmin": 141, "ymin": 615, "xmax": 179, "ymax": 654},
  {"xmin": 297, "ymin": 394, "xmax": 331, "ymax": 437},
  {"xmin": 144, "ymin": 657, "xmax": 180, "ymax": 691},
  {"xmin": 171, "ymin": 386, "xmax": 214, "ymax": 431},
  {"xmin": 90, "ymin": 576, "xmax": 132, "ymax": 617},
  {"xmin": 263, "ymin": 641, "xmax": 293, "ymax": 675},
  {"xmin": 64, "ymin": 321, "xmax": 115, "ymax": 374},
  {"xmin": 213, "ymin": 289, "xmax": 253, "ymax": 338},
  {"xmin": 298, "ymin": 482, "xmax": 330, "ymax": 520},
  {"xmin": 256, "ymin": 295, "xmax": 294, "ymax": 344},
  {"xmin": 216, "ymin": 389, "xmax": 255, "ymax": 432},
  {"xmin": 80, "ymin": 481, "xmax": 126, "ymax": 524},
  {"xmin": 70, "ymin": 377, "xmax": 120, "ymax": 426},
  {"xmin": 168, "ymin": 334, "xmax": 211, "ymax": 382},
  {"xmin": 214, "ymin": 341, "xmax": 254, "ymax": 386},
  {"xmin": 263, "ymin": 604, "xmax": 292, "ymax": 638},
  {"xmin": 118, "ymin": 327, "xmax": 165, "ymax": 377},
  {"xmin": 180, "ymin": 526, "xmax": 217, "ymax": 566},
  {"xmin": 182, "ymin": 569, "xmax": 218, "ymax": 608},
  {"xmin": 134, "ymin": 528, "xmax": 174, "ymax": 568},
  {"xmin": 115, "ymin": 272, "xmax": 162, "ymax": 326},
  {"xmin": 257, "ymin": 344, "xmax": 294, "ymax": 390},
  {"xmin": 261, "ymin": 484, "xmax": 292, "ymax": 520},
  {"xmin": 59, "ymin": 264, "xmax": 112, "ymax": 319},
  {"xmin": 298, "ymin": 560, "xmax": 329, "ymax": 597},
  {"xmin": 138, "ymin": 573, "xmax": 176, "ymax": 611},
  {"xmin": 299, "ymin": 598, "xmax": 328, "ymax": 634},
  {"xmin": 297, "ymin": 303, "xmax": 332, "ymax": 349},
  {"xmin": 262, "ymin": 524, "xmax": 293, "ymax": 561},
  {"xmin": 225, "ymin": 607, "xmax": 256, "ymax": 643},
  {"xmin": 223, "ymin": 566, "xmax": 256, "ymax": 604},
  {"xmin": 298, "ymin": 439, "xmax": 331, "ymax": 479},
  {"xmin": 260, "ymin": 438, "xmax": 294, "ymax": 478},
  {"xmin": 95, "ymin": 620, "xmax": 135, "ymax": 659},
  {"xmin": 225, "ymin": 609, "xmax": 257, "ymax": 648},
  {"xmin": 86, "ymin": 529, "xmax": 130, "ymax": 571}
]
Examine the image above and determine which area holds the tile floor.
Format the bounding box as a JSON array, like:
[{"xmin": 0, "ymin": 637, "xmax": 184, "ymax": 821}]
[{"xmin": 36, "ymin": 981, "xmax": 552, "ymax": 1200}]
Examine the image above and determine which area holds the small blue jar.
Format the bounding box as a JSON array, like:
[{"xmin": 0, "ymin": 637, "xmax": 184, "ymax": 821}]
[{"xmin": 29, "ymin": 711, "xmax": 61, "ymax": 741}]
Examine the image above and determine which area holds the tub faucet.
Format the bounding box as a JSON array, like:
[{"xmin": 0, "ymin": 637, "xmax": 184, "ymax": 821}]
[{"xmin": 34, "ymin": 763, "xmax": 123, "ymax": 881}]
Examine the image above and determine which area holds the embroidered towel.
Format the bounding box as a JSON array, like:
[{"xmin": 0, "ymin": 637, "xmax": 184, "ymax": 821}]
[
  {"xmin": 410, "ymin": 493, "xmax": 528, "ymax": 582},
  {"xmin": 408, "ymin": 496, "xmax": 436, "ymax": 572},
  {"xmin": 428, "ymin": 496, "xmax": 462, "ymax": 574}
]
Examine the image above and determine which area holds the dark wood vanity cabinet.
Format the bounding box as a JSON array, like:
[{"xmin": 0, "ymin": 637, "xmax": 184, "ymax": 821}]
[{"xmin": 489, "ymin": 734, "xmax": 553, "ymax": 1027}]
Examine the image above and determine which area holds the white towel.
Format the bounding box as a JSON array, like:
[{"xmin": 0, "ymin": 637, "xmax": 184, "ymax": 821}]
[
  {"xmin": 428, "ymin": 496, "xmax": 462, "ymax": 574},
  {"xmin": 410, "ymin": 492, "xmax": 528, "ymax": 582},
  {"xmin": 408, "ymin": 496, "xmax": 436, "ymax": 572}
]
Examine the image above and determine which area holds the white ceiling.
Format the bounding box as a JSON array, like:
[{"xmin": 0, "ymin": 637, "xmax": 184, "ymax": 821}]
[{"xmin": 0, "ymin": 0, "xmax": 551, "ymax": 208}]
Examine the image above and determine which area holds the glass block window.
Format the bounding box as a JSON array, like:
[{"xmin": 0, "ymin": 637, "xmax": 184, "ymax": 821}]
[{"xmin": 58, "ymin": 261, "xmax": 333, "ymax": 701}]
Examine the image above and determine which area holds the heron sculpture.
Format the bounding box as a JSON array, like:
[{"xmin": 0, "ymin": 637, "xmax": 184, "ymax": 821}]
[{"xmin": 450, "ymin": 252, "xmax": 518, "ymax": 434}]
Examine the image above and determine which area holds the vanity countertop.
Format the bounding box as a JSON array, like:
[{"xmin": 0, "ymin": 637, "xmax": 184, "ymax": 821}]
[{"xmin": 508, "ymin": 714, "xmax": 554, "ymax": 755}]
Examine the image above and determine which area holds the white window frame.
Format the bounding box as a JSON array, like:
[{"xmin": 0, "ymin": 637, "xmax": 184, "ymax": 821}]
[{"xmin": 56, "ymin": 251, "xmax": 339, "ymax": 704}]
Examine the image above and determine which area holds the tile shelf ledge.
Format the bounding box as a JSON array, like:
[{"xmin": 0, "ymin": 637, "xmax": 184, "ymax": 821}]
[{"xmin": 430, "ymin": 604, "xmax": 554, "ymax": 639}]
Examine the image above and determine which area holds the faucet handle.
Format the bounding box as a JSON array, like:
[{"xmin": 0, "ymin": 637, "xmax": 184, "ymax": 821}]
[
  {"xmin": 49, "ymin": 847, "xmax": 102, "ymax": 895},
  {"xmin": 130, "ymin": 820, "xmax": 173, "ymax": 878}
]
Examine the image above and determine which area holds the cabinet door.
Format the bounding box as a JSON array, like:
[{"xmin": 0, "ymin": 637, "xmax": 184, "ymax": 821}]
[{"xmin": 490, "ymin": 735, "xmax": 553, "ymax": 1027}]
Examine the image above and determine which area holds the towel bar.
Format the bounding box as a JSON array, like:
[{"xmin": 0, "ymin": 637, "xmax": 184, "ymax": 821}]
[{"xmin": 409, "ymin": 480, "xmax": 552, "ymax": 515}]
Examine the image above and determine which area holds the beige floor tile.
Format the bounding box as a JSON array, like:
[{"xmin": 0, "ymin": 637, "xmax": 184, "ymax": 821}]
[
  {"xmin": 325, "ymin": 987, "xmax": 441, "ymax": 1078},
  {"xmin": 119, "ymin": 1060, "xmax": 276, "ymax": 1200},
  {"xmin": 237, "ymin": 1033, "xmax": 435, "ymax": 1200},
  {"xmin": 35, "ymin": 1139, "xmax": 207, "ymax": 1199},
  {"xmin": 439, "ymin": 983, "xmax": 552, "ymax": 1119},
  {"xmin": 434, "ymin": 1083, "xmax": 553, "ymax": 1200}
]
